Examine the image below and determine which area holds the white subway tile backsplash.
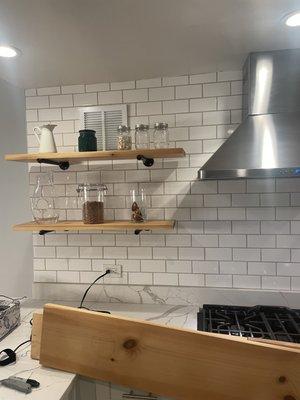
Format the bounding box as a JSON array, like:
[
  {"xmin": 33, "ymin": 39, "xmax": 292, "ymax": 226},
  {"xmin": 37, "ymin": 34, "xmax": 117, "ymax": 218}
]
[
  {"xmin": 190, "ymin": 72, "xmax": 217, "ymax": 84},
  {"xmin": 27, "ymin": 71, "xmax": 300, "ymax": 294},
  {"xmin": 176, "ymin": 84, "xmax": 202, "ymax": 99},
  {"xmin": 98, "ymin": 91, "xmax": 122, "ymax": 105},
  {"xmin": 50, "ymin": 94, "xmax": 73, "ymax": 107}
]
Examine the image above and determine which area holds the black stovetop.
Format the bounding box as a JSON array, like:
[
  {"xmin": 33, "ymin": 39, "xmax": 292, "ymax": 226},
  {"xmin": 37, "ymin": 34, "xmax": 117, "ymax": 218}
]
[{"xmin": 197, "ymin": 304, "xmax": 300, "ymax": 343}]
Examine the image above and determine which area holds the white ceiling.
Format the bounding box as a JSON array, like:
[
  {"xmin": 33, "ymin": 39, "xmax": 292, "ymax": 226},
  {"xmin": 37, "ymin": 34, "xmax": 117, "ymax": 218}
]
[{"xmin": 0, "ymin": 0, "xmax": 300, "ymax": 88}]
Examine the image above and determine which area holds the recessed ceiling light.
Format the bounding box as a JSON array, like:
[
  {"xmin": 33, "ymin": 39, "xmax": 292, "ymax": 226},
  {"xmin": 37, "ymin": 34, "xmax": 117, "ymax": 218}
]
[
  {"xmin": 285, "ymin": 12, "xmax": 300, "ymax": 27},
  {"xmin": 0, "ymin": 45, "xmax": 20, "ymax": 58}
]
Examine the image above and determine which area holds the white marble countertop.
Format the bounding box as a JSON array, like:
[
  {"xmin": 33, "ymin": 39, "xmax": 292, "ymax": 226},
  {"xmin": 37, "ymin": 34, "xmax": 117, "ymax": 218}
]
[{"xmin": 0, "ymin": 300, "xmax": 198, "ymax": 399}]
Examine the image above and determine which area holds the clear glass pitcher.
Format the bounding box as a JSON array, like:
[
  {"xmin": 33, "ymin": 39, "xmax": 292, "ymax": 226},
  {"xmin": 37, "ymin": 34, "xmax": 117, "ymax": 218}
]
[{"xmin": 31, "ymin": 173, "xmax": 59, "ymax": 224}]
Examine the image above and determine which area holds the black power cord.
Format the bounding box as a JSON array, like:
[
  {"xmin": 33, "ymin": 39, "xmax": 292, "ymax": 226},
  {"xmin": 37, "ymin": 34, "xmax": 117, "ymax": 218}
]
[{"xmin": 78, "ymin": 269, "xmax": 111, "ymax": 310}]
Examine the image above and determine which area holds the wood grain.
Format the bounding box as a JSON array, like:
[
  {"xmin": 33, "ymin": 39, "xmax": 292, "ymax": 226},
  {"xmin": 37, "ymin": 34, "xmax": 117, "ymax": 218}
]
[
  {"xmin": 31, "ymin": 311, "xmax": 43, "ymax": 360},
  {"xmin": 5, "ymin": 148, "xmax": 185, "ymax": 163},
  {"xmin": 39, "ymin": 304, "xmax": 300, "ymax": 400},
  {"xmin": 13, "ymin": 220, "xmax": 175, "ymax": 233}
]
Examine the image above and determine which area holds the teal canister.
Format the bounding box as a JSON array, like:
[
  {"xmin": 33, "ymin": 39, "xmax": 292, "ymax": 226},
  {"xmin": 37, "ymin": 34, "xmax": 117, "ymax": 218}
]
[{"xmin": 78, "ymin": 129, "xmax": 97, "ymax": 152}]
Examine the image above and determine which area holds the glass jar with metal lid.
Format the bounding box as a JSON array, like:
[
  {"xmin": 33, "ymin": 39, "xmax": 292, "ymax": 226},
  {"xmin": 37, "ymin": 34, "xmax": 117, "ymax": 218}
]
[
  {"xmin": 135, "ymin": 124, "xmax": 150, "ymax": 149},
  {"xmin": 77, "ymin": 183, "xmax": 107, "ymax": 224},
  {"xmin": 117, "ymin": 125, "xmax": 132, "ymax": 150},
  {"xmin": 153, "ymin": 122, "xmax": 169, "ymax": 148}
]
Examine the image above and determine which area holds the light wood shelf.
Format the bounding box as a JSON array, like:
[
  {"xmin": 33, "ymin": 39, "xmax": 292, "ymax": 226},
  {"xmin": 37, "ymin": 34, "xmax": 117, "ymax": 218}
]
[
  {"xmin": 5, "ymin": 148, "xmax": 185, "ymax": 164},
  {"xmin": 13, "ymin": 220, "xmax": 175, "ymax": 235}
]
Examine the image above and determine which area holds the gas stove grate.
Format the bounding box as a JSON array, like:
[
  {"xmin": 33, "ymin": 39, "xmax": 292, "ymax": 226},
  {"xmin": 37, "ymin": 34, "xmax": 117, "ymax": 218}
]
[{"xmin": 197, "ymin": 305, "xmax": 300, "ymax": 343}]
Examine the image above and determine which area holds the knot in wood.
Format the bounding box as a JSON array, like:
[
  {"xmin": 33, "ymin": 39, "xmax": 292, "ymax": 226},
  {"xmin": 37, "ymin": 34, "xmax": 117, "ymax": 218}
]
[
  {"xmin": 278, "ymin": 376, "xmax": 287, "ymax": 384},
  {"xmin": 123, "ymin": 339, "xmax": 138, "ymax": 350}
]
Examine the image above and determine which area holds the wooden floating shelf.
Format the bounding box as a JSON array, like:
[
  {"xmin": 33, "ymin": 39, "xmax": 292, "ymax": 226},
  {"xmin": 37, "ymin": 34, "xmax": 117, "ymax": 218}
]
[
  {"xmin": 13, "ymin": 220, "xmax": 175, "ymax": 235},
  {"xmin": 5, "ymin": 148, "xmax": 185, "ymax": 163}
]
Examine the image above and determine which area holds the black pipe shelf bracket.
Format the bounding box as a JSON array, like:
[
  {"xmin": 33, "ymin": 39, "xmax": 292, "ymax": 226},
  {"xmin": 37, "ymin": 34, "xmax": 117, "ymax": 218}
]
[
  {"xmin": 136, "ymin": 155, "xmax": 154, "ymax": 167},
  {"xmin": 39, "ymin": 230, "xmax": 54, "ymax": 236},
  {"xmin": 37, "ymin": 158, "xmax": 70, "ymax": 170},
  {"xmin": 134, "ymin": 229, "xmax": 150, "ymax": 235}
]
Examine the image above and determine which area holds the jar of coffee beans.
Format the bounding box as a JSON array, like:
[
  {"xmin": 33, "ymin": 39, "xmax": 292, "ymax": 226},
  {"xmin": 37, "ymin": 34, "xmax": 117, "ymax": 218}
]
[{"xmin": 77, "ymin": 183, "xmax": 107, "ymax": 224}]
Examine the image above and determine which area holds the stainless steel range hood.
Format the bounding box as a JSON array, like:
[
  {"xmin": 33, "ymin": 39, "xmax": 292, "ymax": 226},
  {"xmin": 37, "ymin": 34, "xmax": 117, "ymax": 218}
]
[{"xmin": 198, "ymin": 49, "xmax": 300, "ymax": 180}]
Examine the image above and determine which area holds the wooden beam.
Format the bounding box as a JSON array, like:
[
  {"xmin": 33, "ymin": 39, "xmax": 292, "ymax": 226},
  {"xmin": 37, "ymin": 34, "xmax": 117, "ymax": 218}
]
[
  {"xmin": 31, "ymin": 311, "xmax": 43, "ymax": 360},
  {"xmin": 39, "ymin": 304, "xmax": 300, "ymax": 400}
]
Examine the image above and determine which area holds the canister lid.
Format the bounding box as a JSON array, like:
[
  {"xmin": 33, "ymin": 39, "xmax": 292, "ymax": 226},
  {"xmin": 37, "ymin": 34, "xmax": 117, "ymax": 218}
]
[
  {"xmin": 154, "ymin": 122, "xmax": 168, "ymax": 130},
  {"xmin": 117, "ymin": 124, "xmax": 131, "ymax": 133},
  {"xmin": 135, "ymin": 124, "xmax": 149, "ymax": 131}
]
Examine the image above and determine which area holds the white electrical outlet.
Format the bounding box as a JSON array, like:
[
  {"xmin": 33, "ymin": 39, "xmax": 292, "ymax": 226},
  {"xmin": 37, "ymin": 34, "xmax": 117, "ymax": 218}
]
[{"xmin": 105, "ymin": 265, "xmax": 122, "ymax": 277}]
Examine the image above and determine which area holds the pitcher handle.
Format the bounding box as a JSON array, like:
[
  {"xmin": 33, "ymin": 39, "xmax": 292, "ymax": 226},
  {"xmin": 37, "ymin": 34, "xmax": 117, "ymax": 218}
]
[{"xmin": 33, "ymin": 127, "xmax": 40, "ymax": 143}]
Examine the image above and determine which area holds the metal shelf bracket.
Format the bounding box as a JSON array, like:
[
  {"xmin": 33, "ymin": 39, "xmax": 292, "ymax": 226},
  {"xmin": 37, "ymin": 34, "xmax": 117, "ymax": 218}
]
[
  {"xmin": 136, "ymin": 155, "xmax": 154, "ymax": 167},
  {"xmin": 37, "ymin": 158, "xmax": 70, "ymax": 170}
]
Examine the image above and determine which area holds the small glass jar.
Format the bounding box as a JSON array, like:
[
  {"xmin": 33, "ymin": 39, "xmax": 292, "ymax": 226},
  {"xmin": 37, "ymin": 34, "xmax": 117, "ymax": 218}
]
[
  {"xmin": 77, "ymin": 183, "xmax": 107, "ymax": 224},
  {"xmin": 130, "ymin": 189, "xmax": 147, "ymax": 223},
  {"xmin": 78, "ymin": 129, "xmax": 97, "ymax": 152},
  {"xmin": 31, "ymin": 173, "xmax": 59, "ymax": 224},
  {"xmin": 117, "ymin": 125, "xmax": 132, "ymax": 150},
  {"xmin": 153, "ymin": 122, "xmax": 169, "ymax": 148},
  {"xmin": 135, "ymin": 124, "xmax": 150, "ymax": 149}
]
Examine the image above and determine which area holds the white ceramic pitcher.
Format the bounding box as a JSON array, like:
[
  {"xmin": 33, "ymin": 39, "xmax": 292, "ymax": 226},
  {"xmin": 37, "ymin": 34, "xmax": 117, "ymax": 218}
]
[{"xmin": 34, "ymin": 124, "xmax": 57, "ymax": 153}]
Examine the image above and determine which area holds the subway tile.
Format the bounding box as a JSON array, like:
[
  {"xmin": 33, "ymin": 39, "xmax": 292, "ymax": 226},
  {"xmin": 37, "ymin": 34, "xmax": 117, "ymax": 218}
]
[
  {"xmin": 218, "ymin": 95, "xmax": 242, "ymax": 110},
  {"xmin": 163, "ymin": 100, "xmax": 189, "ymax": 114},
  {"xmin": 176, "ymin": 84, "xmax": 202, "ymax": 99},
  {"xmin": 137, "ymin": 101, "xmax": 162, "ymax": 115},
  {"xmin": 123, "ymin": 89, "xmax": 148, "ymax": 103},
  {"xmin": 203, "ymin": 82, "xmax": 230, "ymax": 97},
  {"xmin": 166, "ymin": 260, "xmax": 191, "ymax": 273},
  {"xmin": 233, "ymin": 275, "xmax": 261, "ymax": 289},
  {"xmin": 231, "ymin": 81, "xmax": 243, "ymax": 95},
  {"xmin": 104, "ymin": 247, "xmax": 127, "ymax": 259},
  {"xmin": 177, "ymin": 221, "xmax": 204, "ymax": 234},
  {"xmin": 38, "ymin": 108, "xmax": 62, "ymax": 121},
  {"xmin": 128, "ymin": 272, "xmax": 153, "ymax": 285},
  {"xmin": 190, "ymin": 126, "xmax": 216, "ymax": 140},
  {"xmin": 218, "ymin": 70, "xmax": 242, "ymax": 81},
  {"xmin": 204, "ymin": 194, "xmax": 231, "ymax": 207},
  {"xmin": 192, "ymin": 235, "xmax": 218, "ymax": 247},
  {"xmin": 220, "ymin": 261, "xmax": 247, "ymax": 275},
  {"xmin": 262, "ymin": 249, "xmax": 290, "ymax": 262},
  {"xmin": 292, "ymin": 250, "xmax": 300, "ymax": 262},
  {"xmin": 203, "ymin": 111, "xmax": 230, "ymax": 125},
  {"xmin": 260, "ymin": 193, "xmax": 290, "ymax": 206},
  {"xmin": 69, "ymin": 259, "xmax": 91, "ymax": 271},
  {"xmin": 218, "ymin": 208, "xmax": 246, "ymax": 220},
  {"xmin": 34, "ymin": 271, "xmax": 56, "ymax": 282},
  {"xmin": 276, "ymin": 178, "xmax": 300, "ymax": 192},
  {"xmin": 176, "ymin": 112, "xmax": 202, "ymax": 126},
  {"xmin": 205, "ymin": 274, "xmax": 232, "ymax": 288},
  {"xmin": 154, "ymin": 273, "xmax": 178, "ymax": 286},
  {"xmin": 34, "ymin": 246, "xmax": 55, "ymax": 258},
  {"xmin": 191, "ymin": 208, "xmax": 217, "ymax": 220},
  {"xmin": 163, "ymin": 75, "xmax": 188, "ymax": 86},
  {"xmin": 45, "ymin": 259, "xmax": 68, "ymax": 271},
  {"xmin": 153, "ymin": 247, "xmax": 178, "ymax": 259},
  {"xmin": 136, "ymin": 77, "xmax": 161, "ymax": 88},
  {"xmin": 232, "ymin": 194, "xmax": 259, "ymax": 207},
  {"xmin": 193, "ymin": 261, "xmax": 218, "ymax": 273},
  {"xmin": 50, "ymin": 94, "xmax": 73, "ymax": 107},
  {"xmin": 247, "ymin": 235, "xmax": 275, "ymax": 248},
  {"xmin": 116, "ymin": 235, "xmax": 140, "ymax": 247},
  {"xmin": 190, "ymin": 72, "xmax": 217, "ymax": 84},
  {"xmin": 98, "ymin": 91, "xmax": 122, "ymax": 105},
  {"xmin": 248, "ymin": 262, "xmax": 276, "ymax": 275},
  {"xmin": 291, "ymin": 221, "xmax": 300, "ymax": 234},
  {"xmin": 261, "ymin": 276, "xmax": 290, "ymax": 290},
  {"xmin": 26, "ymin": 96, "xmax": 49, "ymax": 109},
  {"xmin": 141, "ymin": 260, "xmax": 165, "ymax": 272},
  {"xmin": 205, "ymin": 248, "xmax": 232, "ymax": 261},
  {"xmin": 177, "ymin": 140, "xmax": 202, "ymax": 154},
  {"xmin": 166, "ymin": 235, "xmax": 191, "ymax": 247},
  {"xmin": 246, "ymin": 207, "xmax": 275, "ymax": 220},
  {"xmin": 57, "ymin": 247, "xmax": 79, "ymax": 259},
  {"xmin": 233, "ymin": 248, "xmax": 260, "ymax": 261},
  {"xmin": 276, "ymin": 207, "xmax": 300, "ymax": 220},
  {"xmin": 149, "ymin": 86, "xmax": 174, "ymax": 101},
  {"xmin": 277, "ymin": 235, "xmax": 300, "ymax": 248},
  {"xmin": 26, "ymin": 109, "xmax": 38, "ymax": 122},
  {"xmin": 219, "ymin": 234, "xmax": 246, "ymax": 247},
  {"xmin": 247, "ymin": 179, "xmax": 275, "ymax": 193},
  {"xmin": 80, "ymin": 247, "xmax": 103, "ymax": 259},
  {"xmin": 177, "ymin": 194, "xmax": 203, "ymax": 208},
  {"xmin": 179, "ymin": 247, "xmax": 204, "ymax": 260},
  {"xmin": 86, "ymin": 83, "xmax": 109, "ymax": 92},
  {"xmin": 74, "ymin": 93, "xmax": 97, "ymax": 106},
  {"xmin": 128, "ymin": 247, "xmax": 152, "ymax": 259},
  {"xmin": 277, "ymin": 263, "xmax": 300, "ymax": 276},
  {"xmin": 37, "ymin": 86, "xmax": 60, "ymax": 95},
  {"xmin": 61, "ymin": 84, "xmax": 85, "ymax": 94},
  {"xmin": 25, "ymin": 88, "xmax": 36, "ymax": 96},
  {"xmin": 179, "ymin": 273, "xmax": 204, "ymax": 286},
  {"xmin": 203, "ymin": 139, "xmax": 225, "ymax": 153},
  {"xmin": 261, "ymin": 221, "xmax": 290, "ymax": 234},
  {"xmin": 191, "ymin": 181, "xmax": 217, "ymax": 194},
  {"xmin": 152, "ymin": 195, "xmax": 176, "ymax": 208},
  {"xmin": 204, "ymin": 221, "xmax": 231, "ymax": 234},
  {"xmin": 110, "ymin": 81, "xmax": 135, "ymax": 90},
  {"xmin": 232, "ymin": 221, "xmax": 260, "ymax": 234}
]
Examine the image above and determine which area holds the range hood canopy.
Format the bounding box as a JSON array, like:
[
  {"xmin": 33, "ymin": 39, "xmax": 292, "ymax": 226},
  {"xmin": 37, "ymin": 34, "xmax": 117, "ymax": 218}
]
[{"xmin": 198, "ymin": 49, "xmax": 300, "ymax": 180}]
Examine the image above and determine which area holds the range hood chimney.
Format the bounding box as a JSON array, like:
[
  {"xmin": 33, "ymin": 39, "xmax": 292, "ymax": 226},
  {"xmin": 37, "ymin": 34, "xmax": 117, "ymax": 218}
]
[{"xmin": 198, "ymin": 48, "xmax": 300, "ymax": 180}]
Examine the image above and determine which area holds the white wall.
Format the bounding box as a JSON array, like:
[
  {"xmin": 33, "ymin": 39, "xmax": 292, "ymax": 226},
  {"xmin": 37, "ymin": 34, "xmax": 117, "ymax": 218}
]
[
  {"xmin": 0, "ymin": 78, "xmax": 32, "ymax": 297},
  {"xmin": 24, "ymin": 71, "xmax": 300, "ymax": 302}
]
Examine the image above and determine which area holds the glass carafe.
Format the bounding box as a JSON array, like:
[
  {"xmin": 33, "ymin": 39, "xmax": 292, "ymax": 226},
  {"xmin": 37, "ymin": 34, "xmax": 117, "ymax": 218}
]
[
  {"xmin": 31, "ymin": 173, "xmax": 59, "ymax": 224},
  {"xmin": 77, "ymin": 183, "xmax": 107, "ymax": 224}
]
